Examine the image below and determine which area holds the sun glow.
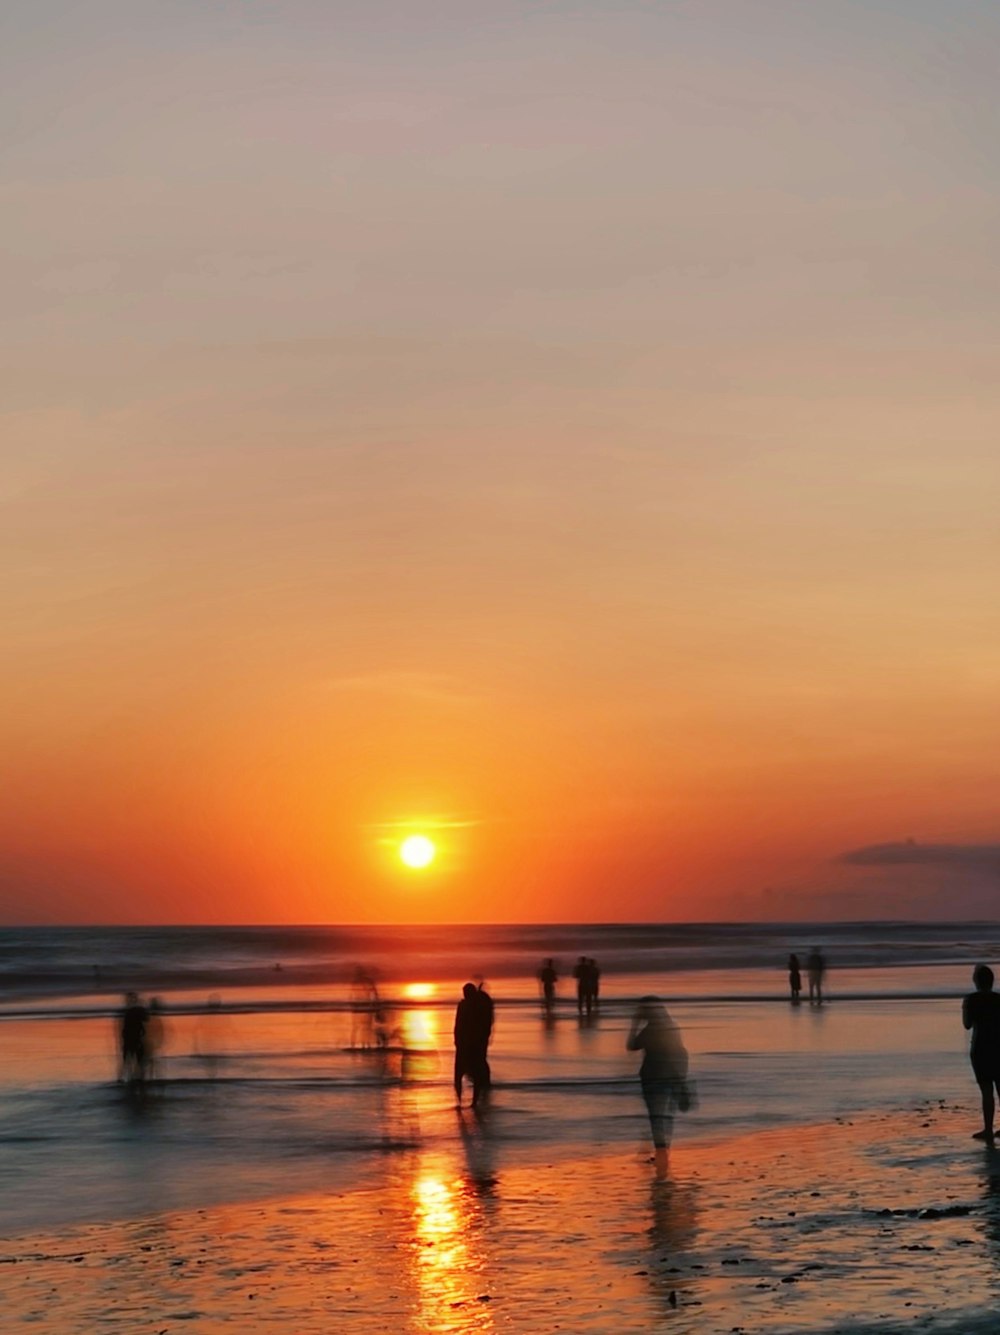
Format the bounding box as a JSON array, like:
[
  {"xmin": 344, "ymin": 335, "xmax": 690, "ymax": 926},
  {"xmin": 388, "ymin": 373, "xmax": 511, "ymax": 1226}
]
[
  {"xmin": 404, "ymin": 982, "xmax": 436, "ymax": 999},
  {"xmin": 400, "ymin": 834, "xmax": 436, "ymax": 869}
]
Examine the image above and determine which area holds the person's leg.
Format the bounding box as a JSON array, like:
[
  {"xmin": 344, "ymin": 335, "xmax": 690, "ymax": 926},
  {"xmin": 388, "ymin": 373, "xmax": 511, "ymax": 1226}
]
[
  {"xmin": 973, "ymin": 1073, "xmax": 995, "ymax": 1140},
  {"xmin": 471, "ymin": 1053, "xmax": 490, "ymax": 1107},
  {"xmin": 454, "ymin": 1051, "xmax": 464, "ymax": 1101},
  {"xmin": 642, "ymin": 1082, "xmax": 674, "ymax": 1151}
]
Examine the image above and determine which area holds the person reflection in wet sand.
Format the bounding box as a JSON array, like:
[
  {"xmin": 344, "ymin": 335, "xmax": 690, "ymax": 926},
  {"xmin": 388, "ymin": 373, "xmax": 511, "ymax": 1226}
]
[
  {"xmin": 977, "ymin": 1148, "xmax": 1000, "ymax": 1282},
  {"xmin": 963, "ymin": 964, "xmax": 1000, "ymax": 1143},
  {"xmin": 454, "ymin": 983, "xmax": 492, "ymax": 1108},
  {"xmin": 457, "ymin": 1104, "xmax": 499, "ymax": 1202},
  {"xmin": 646, "ymin": 1174, "xmax": 699, "ymax": 1315},
  {"xmin": 627, "ymin": 997, "xmax": 689, "ymax": 1161},
  {"xmin": 119, "ymin": 991, "xmax": 149, "ymax": 1088}
]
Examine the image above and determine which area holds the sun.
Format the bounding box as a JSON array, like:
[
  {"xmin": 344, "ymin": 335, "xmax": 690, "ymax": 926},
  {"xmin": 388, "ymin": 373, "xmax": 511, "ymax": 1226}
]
[{"xmin": 400, "ymin": 834, "xmax": 436, "ymax": 869}]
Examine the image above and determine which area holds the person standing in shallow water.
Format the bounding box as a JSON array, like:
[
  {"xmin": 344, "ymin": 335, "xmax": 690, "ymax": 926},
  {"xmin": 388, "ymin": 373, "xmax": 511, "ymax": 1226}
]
[
  {"xmin": 627, "ymin": 997, "xmax": 689, "ymax": 1154},
  {"xmin": 962, "ymin": 964, "xmax": 1000, "ymax": 1143},
  {"xmin": 806, "ymin": 947, "xmax": 826, "ymax": 1005},
  {"xmin": 119, "ymin": 992, "xmax": 148, "ymax": 1087},
  {"xmin": 454, "ymin": 983, "xmax": 492, "ymax": 1108},
  {"xmin": 788, "ymin": 953, "xmax": 802, "ymax": 1004},
  {"xmin": 538, "ymin": 958, "xmax": 558, "ymax": 1015}
]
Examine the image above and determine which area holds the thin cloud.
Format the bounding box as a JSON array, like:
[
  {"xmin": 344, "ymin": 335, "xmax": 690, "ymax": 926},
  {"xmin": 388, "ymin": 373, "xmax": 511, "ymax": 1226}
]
[{"xmin": 841, "ymin": 841, "xmax": 1000, "ymax": 872}]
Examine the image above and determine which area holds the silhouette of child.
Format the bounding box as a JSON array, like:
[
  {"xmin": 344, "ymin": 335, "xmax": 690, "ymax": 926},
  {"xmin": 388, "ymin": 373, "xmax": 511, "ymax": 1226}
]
[{"xmin": 963, "ymin": 964, "xmax": 1000, "ymax": 1143}]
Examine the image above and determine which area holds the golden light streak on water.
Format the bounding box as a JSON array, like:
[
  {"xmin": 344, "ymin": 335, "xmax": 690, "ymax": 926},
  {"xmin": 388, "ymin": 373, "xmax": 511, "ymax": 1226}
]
[{"xmin": 408, "ymin": 1153, "xmax": 494, "ymax": 1333}]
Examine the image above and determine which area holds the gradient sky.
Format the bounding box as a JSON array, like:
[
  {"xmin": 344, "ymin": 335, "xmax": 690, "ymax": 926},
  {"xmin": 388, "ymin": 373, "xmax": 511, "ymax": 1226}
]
[{"xmin": 3, "ymin": 1, "xmax": 999, "ymax": 923}]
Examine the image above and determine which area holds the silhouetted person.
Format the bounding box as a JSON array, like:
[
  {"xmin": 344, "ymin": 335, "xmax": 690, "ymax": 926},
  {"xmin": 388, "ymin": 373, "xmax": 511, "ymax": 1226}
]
[
  {"xmin": 963, "ymin": 964, "xmax": 1000, "ymax": 1143},
  {"xmin": 573, "ymin": 956, "xmax": 590, "ymax": 1016},
  {"xmin": 788, "ymin": 953, "xmax": 802, "ymax": 1004},
  {"xmin": 454, "ymin": 982, "xmax": 492, "ymax": 1107},
  {"xmin": 349, "ymin": 967, "xmax": 380, "ymax": 1049},
  {"xmin": 574, "ymin": 958, "xmax": 599, "ymax": 1017},
  {"xmin": 145, "ymin": 997, "xmax": 166, "ymax": 1080},
  {"xmin": 806, "ymin": 947, "xmax": 826, "ymax": 1005},
  {"xmin": 538, "ymin": 958, "xmax": 558, "ymax": 1014},
  {"xmin": 627, "ymin": 996, "xmax": 689, "ymax": 1154},
  {"xmin": 476, "ymin": 980, "xmax": 495, "ymax": 1091},
  {"xmin": 119, "ymin": 991, "xmax": 149, "ymax": 1087}
]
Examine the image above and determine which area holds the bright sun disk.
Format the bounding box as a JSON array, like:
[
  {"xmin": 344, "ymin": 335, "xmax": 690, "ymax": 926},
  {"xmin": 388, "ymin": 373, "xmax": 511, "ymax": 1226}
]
[{"xmin": 400, "ymin": 834, "xmax": 436, "ymax": 869}]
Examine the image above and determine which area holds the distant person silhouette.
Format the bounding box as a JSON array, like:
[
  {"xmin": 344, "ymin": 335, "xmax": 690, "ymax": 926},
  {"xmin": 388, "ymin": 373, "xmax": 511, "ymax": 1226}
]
[
  {"xmin": 806, "ymin": 947, "xmax": 826, "ymax": 1006},
  {"xmin": 476, "ymin": 980, "xmax": 495, "ymax": 1091},
  {"xmin": 145, "ymin": 997, "xmax": 166, "ymax": 1080},
  {"xmin": 119, "ymin": 992, "xmax": 149, "ymax": 1087},
  {"xmin": 788, "ymin": 954, "xmax": 802, "ymax": 1004},
  {"xmin": 573, "ymin": 957, "xmax": 587, "ymax": 1015},
  {"xmin": 588, "ymin": 958, "xmax": 601, "ymax": 1013},
  {"xmin": 454, "ymin": 982, "xmax": 492, "ymax": 1108},
  {"xmin": 574, "ymin": 956, "xmax": 599, "ymax": 1017},
  {"xmin": 538, "ymin": 958, "xmax": 558, "ymax": 1014},
  {"xmin": 627, "ymin": 997, "xmax": 690, "ymax": 1154},
  {"xmin": 963, "ymin": 964, "xmax": 1000, "ymax": 1143},
  {"xmin": 349, "ymin": 967, "xmax": 380, "ymax": 1049}
]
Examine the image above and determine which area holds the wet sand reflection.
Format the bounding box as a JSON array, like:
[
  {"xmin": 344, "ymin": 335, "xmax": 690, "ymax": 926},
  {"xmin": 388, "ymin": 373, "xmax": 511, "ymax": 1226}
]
[{"xmin": 407, "ymin": 1150, "xmax": 496, "ymax": 1333}]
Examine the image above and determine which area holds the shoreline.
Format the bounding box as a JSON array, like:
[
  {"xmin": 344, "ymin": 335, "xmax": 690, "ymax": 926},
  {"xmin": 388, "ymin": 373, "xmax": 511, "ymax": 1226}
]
[{"xmin": 6, "ymin": 1102, "xmax": 1000, "ymax": 1333}]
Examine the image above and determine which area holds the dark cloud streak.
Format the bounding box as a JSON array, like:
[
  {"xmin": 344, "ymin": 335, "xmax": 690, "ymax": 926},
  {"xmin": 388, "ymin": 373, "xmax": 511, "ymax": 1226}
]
[{"xmin": 841, "ymin": 841, "xmax": 1000, "ymax": 873}]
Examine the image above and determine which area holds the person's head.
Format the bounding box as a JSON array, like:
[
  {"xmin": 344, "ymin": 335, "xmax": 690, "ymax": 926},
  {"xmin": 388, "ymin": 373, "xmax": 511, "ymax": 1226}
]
[
  {"xmin": 974, "ymin": 964, "xmax": 994, "ymax": 992},
  {"xmin": 463, "ymin": 982, "xmax": 477, "ymax": 1000},
  {"xmin": 124, "ymin": 991, "xmax": 138, "ymax": 1006},
  {"xmin": 634, "ymin": 995, "xmax": 666, "ymax": 1024}
]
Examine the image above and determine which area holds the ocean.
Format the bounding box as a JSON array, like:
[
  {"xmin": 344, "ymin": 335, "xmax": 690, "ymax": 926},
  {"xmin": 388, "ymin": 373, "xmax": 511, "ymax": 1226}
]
[{"xmin": 0, "ymin": 921, "xmax": 989, "ymax": 1239}]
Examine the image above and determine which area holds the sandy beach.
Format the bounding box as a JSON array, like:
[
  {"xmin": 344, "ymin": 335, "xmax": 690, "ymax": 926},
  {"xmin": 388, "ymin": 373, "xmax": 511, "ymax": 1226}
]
[{"xmin": 6, "ymin": 1099, "xmax": 1000, "ymax": 1334}]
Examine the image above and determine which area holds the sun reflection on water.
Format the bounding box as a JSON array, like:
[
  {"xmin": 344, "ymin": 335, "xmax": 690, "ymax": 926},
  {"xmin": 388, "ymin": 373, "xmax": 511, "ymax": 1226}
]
[{"xmin": 408, "ymin": 1154, "xmax": 494, "ymax": 1332}]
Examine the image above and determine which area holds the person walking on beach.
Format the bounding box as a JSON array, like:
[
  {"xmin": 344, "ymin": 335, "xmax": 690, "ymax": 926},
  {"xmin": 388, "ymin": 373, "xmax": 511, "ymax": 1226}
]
[
  {"xmin": 962, "ymin": 964, "xmax": 1000, "ymax": 1143},
  {"xmin": 626, "ymin": 997, "xmax": 690, "ymax": 1155},
  {"xmin": 806, "ymin": 947, "xmax": 826, "ymax": 1006},
  {"xmin": 538, "ymin": 958, "xmax": 558, "ymax": 1015},
  {"xmin": 454, "ymin": 982, "xmax": 492, "ymax": 1108},
  {"xmin": 788, "ymin": 953, "xmax": 802, "ymax": 1004}
]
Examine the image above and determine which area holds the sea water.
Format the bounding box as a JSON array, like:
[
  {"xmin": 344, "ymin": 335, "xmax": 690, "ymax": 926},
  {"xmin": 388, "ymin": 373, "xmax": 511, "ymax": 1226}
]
[{"xmin": 0, "ymin": 923, "xmax": 990, "ymax": 1235}]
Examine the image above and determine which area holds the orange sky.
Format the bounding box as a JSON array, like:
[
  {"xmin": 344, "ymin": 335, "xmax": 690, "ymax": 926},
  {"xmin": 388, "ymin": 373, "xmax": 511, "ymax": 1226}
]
[{"xmin": 3, "ymin": 2, "xmax": 999, "ymax": 922}]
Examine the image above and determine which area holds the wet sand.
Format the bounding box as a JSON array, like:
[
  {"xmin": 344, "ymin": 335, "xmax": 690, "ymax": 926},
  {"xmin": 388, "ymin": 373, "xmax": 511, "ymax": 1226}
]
[{"xmin": 5, "ymin": 1100, "xmax": 1000, "ymax": 1333}]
